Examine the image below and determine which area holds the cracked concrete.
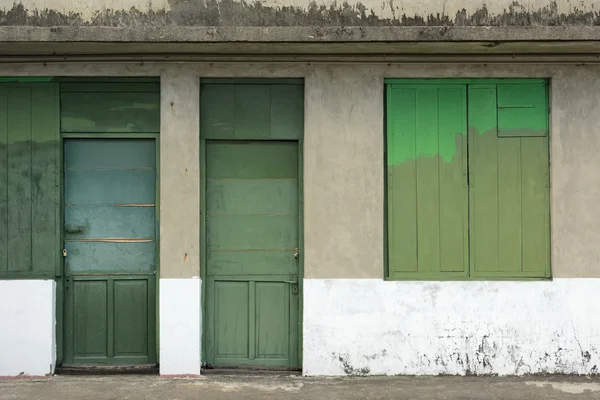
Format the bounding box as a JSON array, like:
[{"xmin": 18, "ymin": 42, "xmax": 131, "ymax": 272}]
[{"xmin": 1, "ymin": 375, "xmax": 600, "ymax": 399}]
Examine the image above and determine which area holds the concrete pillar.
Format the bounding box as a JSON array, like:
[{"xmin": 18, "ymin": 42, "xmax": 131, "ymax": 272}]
[{"xmin": 158, "ymin": 70, "xmax": 202, "ymax": 376}]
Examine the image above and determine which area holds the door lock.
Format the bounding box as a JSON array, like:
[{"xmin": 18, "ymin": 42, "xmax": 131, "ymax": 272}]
[
  {"xmin": 62, "ymin": 248, "xmax": 67, "ymax": 257},
  {"xmin": 284, "ymin": 279, "xmax": 299, "ymax": 295},
  {"xmin": 294, "ymin": 248, "xmax": 299, "ymax": 260}
]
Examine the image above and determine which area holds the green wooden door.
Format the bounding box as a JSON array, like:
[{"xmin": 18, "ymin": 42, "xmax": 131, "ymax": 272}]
[
  {"xmin": 205, "ymin": 140, "xmax": 300, "ymax": 369},
  {"xmin": 63, "ymin": 139, "xmax": 157, "ymax": 365}
]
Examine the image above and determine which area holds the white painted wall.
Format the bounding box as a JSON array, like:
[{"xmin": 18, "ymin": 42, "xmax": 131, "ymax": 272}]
[
  {"xmin": 0, "ymin": 280, "xmax": 56, "ymax": 377},
  {"xmin": 159, "ymin": 278, "xmax": 202, "ymax": 376},
  {"xmin": 303, "ymin": 279, "xmax": 600, "ymax": 376}
]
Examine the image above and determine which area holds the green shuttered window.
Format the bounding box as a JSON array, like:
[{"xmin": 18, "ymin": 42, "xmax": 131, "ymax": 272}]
[
  {"xmin": 0, "ymin": 83, "xmax": 60, "ymax": 278},
  {"xmin": 385, "ymin": 80, "xmax": 550, "ymax": 280}
]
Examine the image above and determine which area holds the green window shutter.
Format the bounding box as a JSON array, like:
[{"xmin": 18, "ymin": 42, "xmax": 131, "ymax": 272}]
[
  {"xmin": 468, "ymin": 83, "xmax": 550, "ymax": 278},
  {"xmin": 0, "ymin": 84, "xmax": 60, "ymax": 278},
  {"xmin": 386, "ymin": 84, "xmax": 468, "ymax": 279},
  {"xmin": 200, "ymin": 81, "xmax": 304, "ymax": 140}
]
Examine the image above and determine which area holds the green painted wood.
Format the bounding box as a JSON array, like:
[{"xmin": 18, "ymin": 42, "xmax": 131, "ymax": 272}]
[
  {"xmin": 200, "ymin": 83, "xmax": 304, "ymax": 140},
  {"xmin": 114, "ymin": 279, "xmax": 149, "ymax": 356},
  {"xmin": 205, "ymin": 140, "xmax": 300, "ymax": 369},
  {"xmin": 7, "ymin": 87, "xmax": 32, "ymax": 273},
  {"xmin": 0, "ymin": 87, "xmax": 7, "ymax": 274},
  {"xmin": 214, "ymin": 280, "xmax": 250, "ymax": 358},
  {"xmin": 235, "ymin": 85, "xmax": 271, "ymax": 139},
  {"xmin": 65, "ymin": 242, "xmax": 156, "ymax": 275},
  {"xmin": 520, "ymin": 137, "xmax": 550, "ymax": 275},
  {"xmin": 64, "ymin": 138, "xmax": 157, "ymax": 365},
  {"xmin": 497, "ymin": 84, "xmax": 548, "ymax": 137},
  {"xmin": 73, "ymin": 280, "xmax": 109, "ymax": 358},
  {"xmin": 386, "ymin": 84, "xmax": 468, "ymax": 277},
  {"xmin": 31, "ymin": 86, "xmax": 60, "ymax": 275},
  {"xmin": 207, "ymin": 141, "xmax": 298, "ymax": 179},
  {"xmin": 61, "ymin": 91, "xmax": 160, "ymax": 133},
  {"xmin": 207, "ymin": 251, "xmax": 297, "ymax": 276},
  {"xmin": 256, "ymin": 282, "xmax": 289, "ymax": 359},
  {"xmin": 271, "ymin": 85, "xmax": 304, "ymax": 140},
  {"xmin": 65, "ymin": 206, "xmax": 155, "ymax": 239},
  {"xmin": 207, "ymin": 180, "xmax": 298, "ymax": 215},
  {"xmin": 468, "ymin": 84, "xmax": 550, "ymax": 278},
  {"xmin": 65, "ymin": 139, "xmax": 156, "ymax": 170},
  {"xmin": 469, "ymin": 86, "xmax": 500, "ymax": 274},
  {"xmin": 65, "ymin": 170, "xmax": 155, "ymax": 205},
  {"xmin": 60, "ymin": 82, "xmax": 160, "ymax": 93},
  {"xmin": 208, "ymin": 215, "xmax": 298, "ymax": 250},
  {"xmin": 385, "ymin": 78, "xmax": 547, "ymax": 85}
]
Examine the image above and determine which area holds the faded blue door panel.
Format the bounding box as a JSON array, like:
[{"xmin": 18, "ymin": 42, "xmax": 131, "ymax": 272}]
[{"xmin": 63, "ymin": 139, "xmax": 157, "ymax": 365}]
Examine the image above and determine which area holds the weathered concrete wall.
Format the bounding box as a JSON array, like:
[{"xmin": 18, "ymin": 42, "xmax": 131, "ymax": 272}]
[
  {"xmin": 3, "ymin": 0, "xmax": 600, "ymax": 27},
  {"xmin": 0, "ymin": 280, "xmax": 55, "ymax": 377},
  {"xmin": 0, "ymin": 61, "xmax": 599, "ymax": 376},
  {"xmin": 303, "ymin": 279, "xmax": 600, "ymax": 376}
]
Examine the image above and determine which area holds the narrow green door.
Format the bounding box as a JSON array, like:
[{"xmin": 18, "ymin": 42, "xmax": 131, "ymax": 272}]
[
  {"xmin": 205, "ymin": 140, "xmax": 300, "ymax": 369},
  {"xmin": 63, "ymin": 139, "xmax": 157, "ymax": 366}
]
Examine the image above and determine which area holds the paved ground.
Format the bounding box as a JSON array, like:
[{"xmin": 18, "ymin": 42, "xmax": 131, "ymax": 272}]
[{"xmin": 2, "ymin": 374, "xmax": 600, "ymax": 400}]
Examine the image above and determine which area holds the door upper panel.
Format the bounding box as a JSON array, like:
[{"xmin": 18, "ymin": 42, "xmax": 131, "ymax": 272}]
[
  {"xmin": 206, "ymin": 141, "xmax": 299, "ymax": 276},
  {"xmin": 64, "ymin": 139, "xmax": 157, "ymax": 275}
]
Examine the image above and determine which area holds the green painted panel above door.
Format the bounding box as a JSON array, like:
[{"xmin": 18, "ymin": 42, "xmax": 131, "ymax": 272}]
[
  {"xmin": 60, "ymin": 82, "xmax": 160, "ymax": 133},
  {"xmin": 0, "ymin": 83, "xmax": 59, "ymax": 279},
  {"xmin": 200, "ymin": 81, "xmax": 304, "ymax": 140}
]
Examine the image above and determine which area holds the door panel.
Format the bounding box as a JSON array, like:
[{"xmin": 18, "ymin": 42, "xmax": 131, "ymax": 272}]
[
  {"xmin": 64, "ymin": 138, "xmax": 157, "ymax": 365},
  {"xmin": 205, "ymin": 141, "xmax": 300, "ymax": 369}
]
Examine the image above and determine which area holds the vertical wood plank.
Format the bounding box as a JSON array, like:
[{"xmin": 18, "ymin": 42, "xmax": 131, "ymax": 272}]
[
  {"xmin": 0, "ymin": 87, "xmax": 7, "ymax": 273},
  {"xmin": 31, "ymin": 85, "xmax": 58, "ymax": 275},
  {"xmin": 234, "ymin": 85, "xmax": 271, "ymax": 139},
  {"xmin": 469, "ymin": 86, "xmax": 499, "ymax": 274},
  {"xmin": 497, "ymin": 137, "xmax": 522, "ymax": 272},
  {"xmin": 271, "ymin": 85, "xmax": 304, "ymax": 139},
  {"xmin": 7, "ymin": 87, "xmax": 32, "ymax": 273},
  {"xmin": 387, "ymin": 87, "xmax": 418, "ymax": 273},
  {"xmin": 248, "ymin": 280, "xmax": 256, "ymax": 360},
  {"xmin": 521, "ymin": 137, "xmax": 550, "ymax": 274},
  {"xmin": 415, "ymin": 87, "xmax": 440, "ymax": 274},
  {"xmin": 438, "ymin": 87, "xmax": 468, "ymax": 273}
]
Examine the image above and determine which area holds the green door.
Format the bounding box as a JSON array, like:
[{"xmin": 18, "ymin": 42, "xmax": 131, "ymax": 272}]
[
  {"xmin": 205, "ymin": 140, "xmax": 300, "ymax": 369},
  {"xmin": 63, "ymin": 138, "xmax": 157, "ymax": 366}
]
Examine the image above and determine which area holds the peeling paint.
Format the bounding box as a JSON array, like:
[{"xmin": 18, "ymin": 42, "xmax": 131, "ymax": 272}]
[
  {"xmin": 304, "ymin": 279, "xmax": 600, "ymax": 376},
  {"xmin": 3, "ymin": 0, "xmax": 600, "ymax": 27}
]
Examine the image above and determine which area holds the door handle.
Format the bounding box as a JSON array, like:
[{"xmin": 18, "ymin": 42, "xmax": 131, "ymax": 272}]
[{"xmin": 283, "ymin": 280, "xmax": 297, "ymax": 284}]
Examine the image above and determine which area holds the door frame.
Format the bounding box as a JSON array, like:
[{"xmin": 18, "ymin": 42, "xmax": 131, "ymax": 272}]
[
  {"xmin": 199, "ymin": 139, "xmax": 304, "ymax": 370},
  {"xmin": 58, "ymin": 132, "xmax": 161, "ymax": 366}
]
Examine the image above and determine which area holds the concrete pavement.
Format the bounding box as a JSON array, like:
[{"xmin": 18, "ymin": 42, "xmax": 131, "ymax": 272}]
[{"xmin": 1, "ymin": 374, "xmax": 600, "ymax": 400}]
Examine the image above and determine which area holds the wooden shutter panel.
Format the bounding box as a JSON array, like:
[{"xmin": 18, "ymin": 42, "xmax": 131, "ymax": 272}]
[
  {"xmin": 497, "ymin": 83, "xmax": 548, "ymax": 137},
  {"xmin": 469, "ymin": 83, "xmax": 550, "ymax": 278},
  {"xmin": 386, "ymin": 84, "xmax": 468, "ymax": 278}
]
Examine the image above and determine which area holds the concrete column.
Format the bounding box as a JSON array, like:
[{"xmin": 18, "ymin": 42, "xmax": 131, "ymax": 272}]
[
  {"xmin": 159, "ymin": 70, "xmax": 201, "ymax": 376},
  {"xmin": 304, "ymin": 65, "xmax": 384, "ymax": 279}
]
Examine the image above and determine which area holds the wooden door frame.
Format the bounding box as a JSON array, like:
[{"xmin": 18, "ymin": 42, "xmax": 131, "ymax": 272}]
[
  {"xmin": 199, "ymin": 138, "xmax": 304, "ymax": 370},
  {"xmin": 57, "ymin": 132, "xmax": 161, "ymax": 367}
]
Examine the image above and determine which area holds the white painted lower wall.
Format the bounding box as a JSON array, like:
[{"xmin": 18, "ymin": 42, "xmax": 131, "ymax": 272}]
[
  {"xmin": 303, "ymin": 278, "xmax": 600, "ymax": 376},
  {"xmin": 0, "ymin": 280, "xmax": 56, "ymax": 377},
  {"xmin": 159, "ymin": 278, "xmax": 201, "ymax": 376}
]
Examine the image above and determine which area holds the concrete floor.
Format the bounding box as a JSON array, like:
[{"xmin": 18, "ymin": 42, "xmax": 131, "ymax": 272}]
[{"xmin": 1, "ymin": 375, "xmax": 600, "ymax": 400}]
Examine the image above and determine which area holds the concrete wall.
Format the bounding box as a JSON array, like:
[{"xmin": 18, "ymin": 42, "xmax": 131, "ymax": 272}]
[
  {"xmin": 1, "ymin": 61, "xmax": 599, "ymax": 375},
  {"xmin": 3, "ymin": 0, "xmax": 600, "ymax": 27},
  {"xmin": 0, "ymin": 280, "xmax": 56, "ymax": 377}
]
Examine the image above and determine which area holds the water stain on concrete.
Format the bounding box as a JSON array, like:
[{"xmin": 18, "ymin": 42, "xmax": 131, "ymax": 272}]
[{"xmin": 2, "ymin": 0, "xmax": 600, "ymax": 27}]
